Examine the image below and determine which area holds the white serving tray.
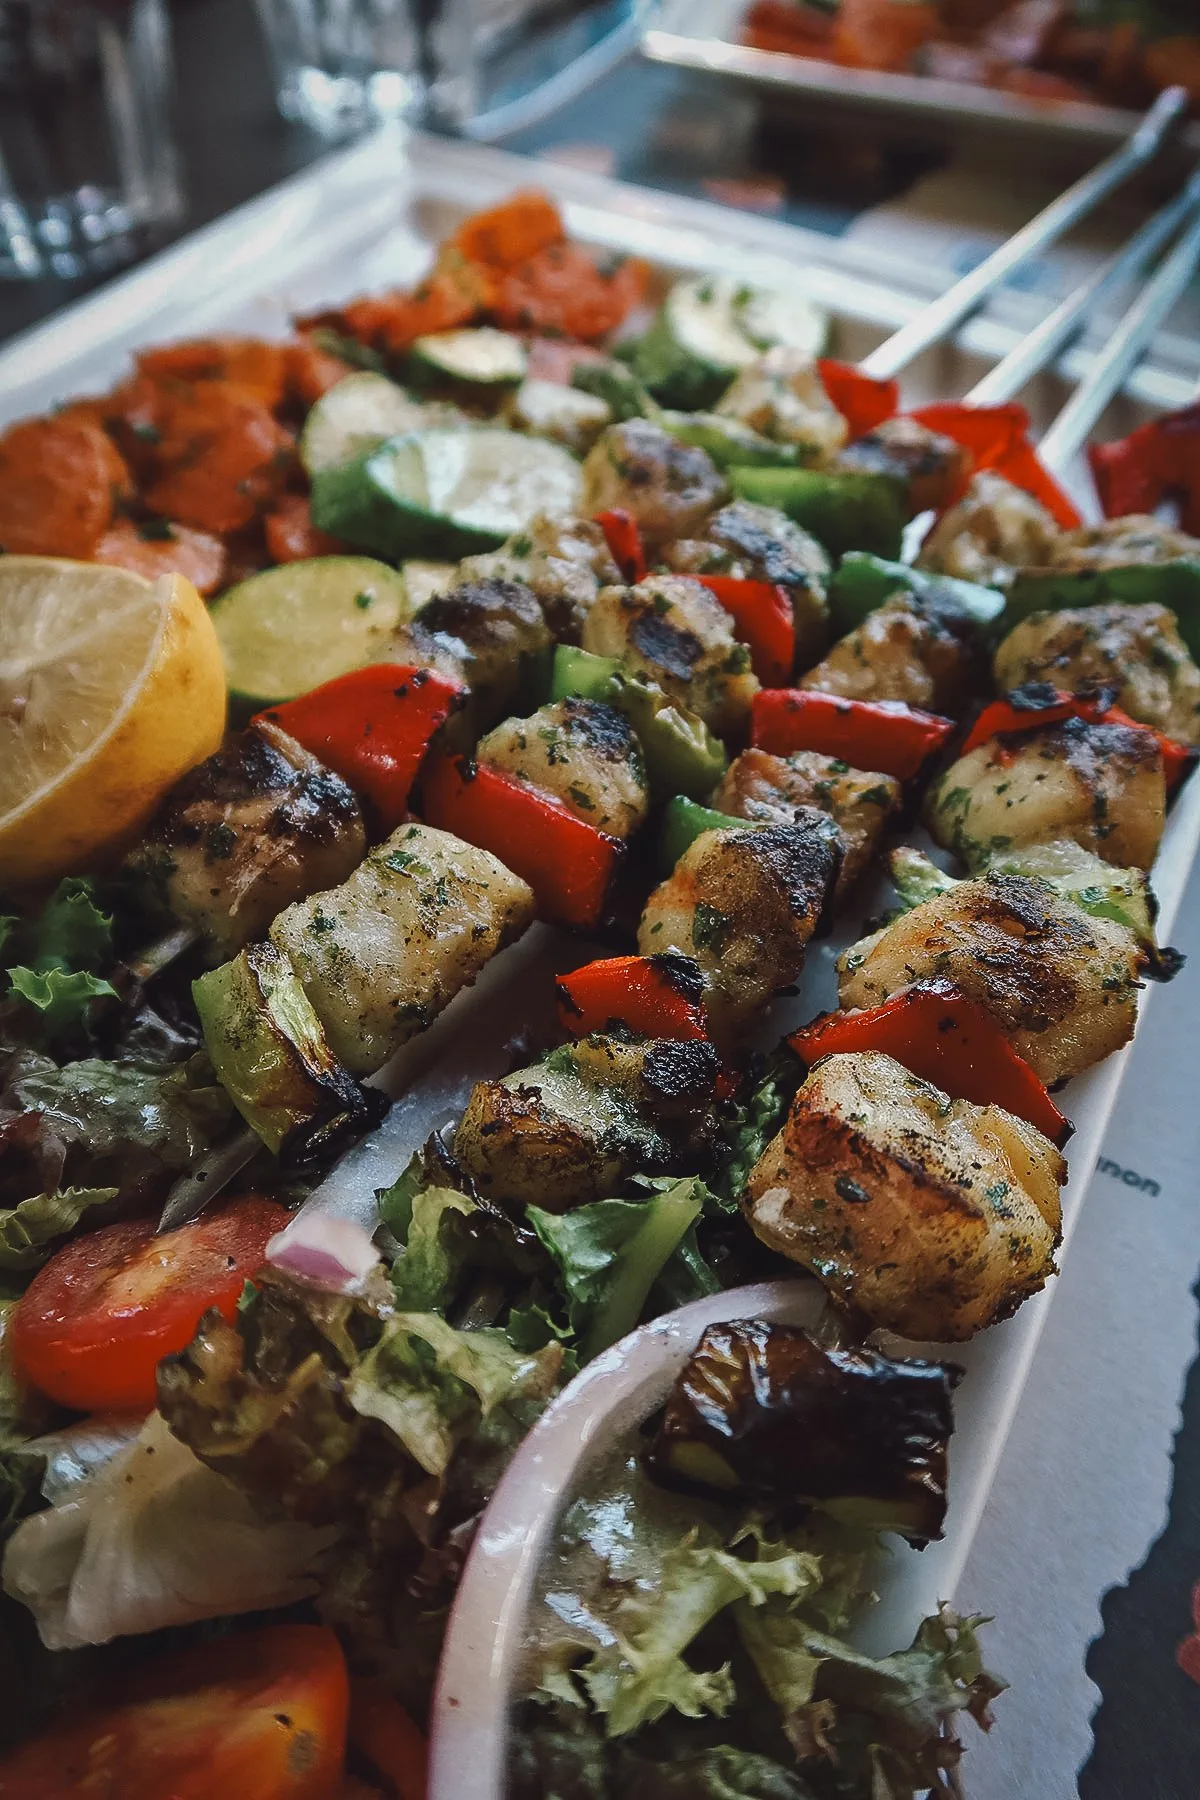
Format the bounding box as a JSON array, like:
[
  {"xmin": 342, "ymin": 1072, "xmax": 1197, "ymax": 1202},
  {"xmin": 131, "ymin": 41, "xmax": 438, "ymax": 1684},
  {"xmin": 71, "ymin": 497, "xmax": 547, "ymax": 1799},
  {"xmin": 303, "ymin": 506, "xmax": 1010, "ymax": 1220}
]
[
  {"xmin": 641, "ymin": 0, "xmax": 1200, "ymax": 156},
  {"xmin": 3, "ymin": 125, "xmax": 1197, "ymax": 1794}
]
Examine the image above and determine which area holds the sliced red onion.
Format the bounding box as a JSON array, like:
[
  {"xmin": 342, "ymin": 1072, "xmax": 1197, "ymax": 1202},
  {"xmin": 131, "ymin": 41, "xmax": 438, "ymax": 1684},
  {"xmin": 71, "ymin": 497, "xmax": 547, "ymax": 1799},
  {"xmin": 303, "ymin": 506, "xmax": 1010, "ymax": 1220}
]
[{"xmin": 266, "ymin": 1213, "xmax": 380, "ymax": 1294}]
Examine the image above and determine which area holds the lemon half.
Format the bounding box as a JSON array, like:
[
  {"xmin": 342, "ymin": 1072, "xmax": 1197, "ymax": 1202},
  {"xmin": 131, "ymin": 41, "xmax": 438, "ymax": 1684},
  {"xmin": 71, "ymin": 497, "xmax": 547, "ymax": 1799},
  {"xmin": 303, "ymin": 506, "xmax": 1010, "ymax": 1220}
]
[{"xmin": 0, "ymin": 556, "xmax": 227, "ymax": 887}]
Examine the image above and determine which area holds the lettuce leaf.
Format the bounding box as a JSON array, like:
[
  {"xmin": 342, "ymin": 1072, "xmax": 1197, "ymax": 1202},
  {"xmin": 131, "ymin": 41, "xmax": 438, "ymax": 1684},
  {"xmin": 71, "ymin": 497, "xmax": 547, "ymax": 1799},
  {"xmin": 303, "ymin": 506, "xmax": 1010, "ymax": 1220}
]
[
  {"xmin": 2, "ymin": 879, "xmax": 118, "ymax": 1045},
  {"xmin": 0, "ymin": 1186, "xmax": 120, "ymax": 1272},
  {"xmin": 16, "ymin": 878, "xmax": 114, "ymax": 974},
  {"xmin": 0, "ymin": 1054, "xmax": 234, "ymax": 1256},
  {"xmin": 347, "ymin": 1312, "xmax": 561, "ymax": 1478},
  {"xmin": 5, "ymin": 969, "xmax": 117, "ymax": 1039},
  {"xmin": 736, "ymin": 1602, "xmax": 1004, "ymax": 1795},
  {"xmin": 1, "ymin": 1412, "xmax": 337, "ymax": 1649},
  {"xmin": 527, "ymin": 1178, "xmax": 713, "ymax": 1363},
  {"xmin": 570, "ymin": 1530, "xmax": 823, "ymax": 1738}
]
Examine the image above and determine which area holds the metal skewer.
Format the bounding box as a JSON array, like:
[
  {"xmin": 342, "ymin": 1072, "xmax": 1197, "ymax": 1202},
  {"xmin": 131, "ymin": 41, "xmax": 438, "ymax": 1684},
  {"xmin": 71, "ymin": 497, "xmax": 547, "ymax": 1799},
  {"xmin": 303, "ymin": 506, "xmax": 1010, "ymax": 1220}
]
[
  {"xmin": 860, "ymin": 85, "xmax": 1189, "ymax": 383},
  {"xmin": 967, "ymin": 165, "xmax": 1200, "ymax": 408},
  {"xmin": 1037, "ymin": 204, "xmax": 1200, "ymax": 477}
]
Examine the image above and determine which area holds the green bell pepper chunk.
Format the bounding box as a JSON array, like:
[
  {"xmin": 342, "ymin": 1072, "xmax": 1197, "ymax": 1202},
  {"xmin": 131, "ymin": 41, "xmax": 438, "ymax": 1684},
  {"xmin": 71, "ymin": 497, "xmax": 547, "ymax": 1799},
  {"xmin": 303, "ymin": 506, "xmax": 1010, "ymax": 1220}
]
[
  {"xmin": 570, "ymin": 360, "xmax": 655, "ymax": 422},
  {"xmin": 1004, "ymin": 561, "xmax": 1200, "ymax": 661},
  {"xmin": 658, "ymin": 794, "xmax": 753, "ymax": 873},
  {"xmin": 550, "ymin": 646, "xmax": 728, "ymax": 800},
  {"xmin": 194, "ymin": 942, "xmax": 371, "ymax": 1162},
  {"xmin": 658, "ymin": 411, "xmax": 800, "ymax": 471},
  {"xmin": 729, "ymin": 466, "xmax": 907, "ymax": 561},
  {"xmin": 830, "ymin": 552, "xmax": 1006, "ymax": 634}
]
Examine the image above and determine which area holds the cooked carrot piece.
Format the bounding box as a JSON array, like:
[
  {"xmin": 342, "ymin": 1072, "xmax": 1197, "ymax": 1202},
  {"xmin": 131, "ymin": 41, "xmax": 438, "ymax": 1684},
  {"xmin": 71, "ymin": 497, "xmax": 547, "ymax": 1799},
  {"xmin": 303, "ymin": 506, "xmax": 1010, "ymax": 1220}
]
[
  {"xmin": 286, "ymin": 335, "xmax": 357, "ymax": 406},
  {"xmin": 494, "ymin": 244, "xmax": 651, "ymax": 342},
  {"xmin": 447, "ymin": 190, "xmax": 564, "ymax": 269},
  {"xmin": 337, "ymin": 259, "xmax": 496, "ymax": 355},
  {"xmin": 137, "ymin": 337, "xmax": 290, "ymax": 409},
  {"xmin": 93, "ymin": 519, "xmax": 229, "ymax": 595},
  {"xmin": 0, "ymin": 416, "xmax": 128, "ymax": 557},
  {"xmin": 145, "ymin": 381, "xmax": 294, "ymax": 535},
  {"xmin": 264, "ymin": 494, "xmax": 347, "ymax": 563}
]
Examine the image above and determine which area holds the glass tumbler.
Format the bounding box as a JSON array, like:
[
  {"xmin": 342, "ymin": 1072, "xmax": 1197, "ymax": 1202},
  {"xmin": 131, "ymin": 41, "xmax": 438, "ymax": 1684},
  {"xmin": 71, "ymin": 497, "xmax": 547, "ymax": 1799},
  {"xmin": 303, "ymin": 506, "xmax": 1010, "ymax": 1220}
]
[
  {"xmin": 0, "ymin": 0, "xmax": 181, "ymax": 281},
  {"xmin": 254, "ymin": 0, "xmax": 424, "ymax": 140}
]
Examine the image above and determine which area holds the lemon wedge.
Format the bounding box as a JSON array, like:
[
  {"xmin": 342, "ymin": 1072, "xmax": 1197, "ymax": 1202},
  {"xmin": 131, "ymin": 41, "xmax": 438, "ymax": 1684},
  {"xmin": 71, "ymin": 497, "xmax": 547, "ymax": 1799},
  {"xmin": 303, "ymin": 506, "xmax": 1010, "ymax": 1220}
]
[{"xmin": 0, "ymin": 556, "xmax": 227, "ymax": 886}]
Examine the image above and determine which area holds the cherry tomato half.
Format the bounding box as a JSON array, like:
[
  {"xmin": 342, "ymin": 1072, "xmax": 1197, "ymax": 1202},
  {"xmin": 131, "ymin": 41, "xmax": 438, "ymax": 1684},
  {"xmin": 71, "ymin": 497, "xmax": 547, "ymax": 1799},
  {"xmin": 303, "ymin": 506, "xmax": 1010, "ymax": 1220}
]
[
  {"xmin": 0, "ymin": 1623, "xmax": 348, "ymax": 1799},
  {"xmin": 10, "ymin": 1197, "xmax": 289, "ymax": 1412}
]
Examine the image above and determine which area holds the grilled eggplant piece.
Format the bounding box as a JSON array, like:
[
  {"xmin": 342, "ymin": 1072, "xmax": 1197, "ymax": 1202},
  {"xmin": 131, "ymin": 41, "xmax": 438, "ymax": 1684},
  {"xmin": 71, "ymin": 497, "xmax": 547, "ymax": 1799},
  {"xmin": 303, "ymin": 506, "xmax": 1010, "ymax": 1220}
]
[
  {"xmin": 582, "ymin": 575, "xmax": 759, "ymax": 739},
  {"xmin": 711, "ymin": 747, "xmax": 899, "ymax": 896},
  {"xmin": 994, "ymin": 603, "xmax": 1200, "ymax": 744},
  {"xmin": 396, "ymin": 578, "xmax": 551, "ymax": 727},
  {"xmin": 838, "ymin": 870, "xmax": 1146, "ymax": 1084},
  {"xmin": 836, "ymin": 415, "xmax": 969, "ymax": 514},
  {"xmin": 928, "ymin": 715, "xmax": 1165, "ymax": 872},
  {"xmin": 129, "ymin": 720, "xmax": 366, "ymax": 964},
  {"xmin": 638, "ymin": 814, "xmax": 841, "ymax": 1042},
  {"xmin": 454, "ymin": 1033, "xmax": 721, "ymax": 1213},
  {"xmin": 269, "ymin": 823, "xmax": 535, "ymax": 1076},
  {"xmin": 918, "ymin": 471, "xmax": 1061, "ymax": 587},
  {"xmin": 454, "ymin": 513, "xmax": 621, "ymax": 643},
  {"xmin": 663, "ymin": 499, "xmax": 831, "ymax": 665},
  {"xmin": 1046, "ymin": 515, "xmax": 1200, "ymax": 571},
  {"xmin": 475, "ymin": 698, "xmax": 649, "ymax": 838},
  {"xmin": 647, "ymin": 1319, "xmax": 959, "ymax": 1544},
  {"xmin": 745, "ymin": 1050, "xmax": 1064, "ymax": 1342},
  {"xmin": 714, "ymin": 346, "xmax": 848, "ymax": 460},
  {"xmin": 580, "ymin": 420, "xmax": 728, "ymax": 550},
  {"xmin": 193, "ymin": 941, "xmax": 375, "ymax": 1162},
  {"xmin": 799, "ymin": 592, "xmax": 985, "ymax": 715}
]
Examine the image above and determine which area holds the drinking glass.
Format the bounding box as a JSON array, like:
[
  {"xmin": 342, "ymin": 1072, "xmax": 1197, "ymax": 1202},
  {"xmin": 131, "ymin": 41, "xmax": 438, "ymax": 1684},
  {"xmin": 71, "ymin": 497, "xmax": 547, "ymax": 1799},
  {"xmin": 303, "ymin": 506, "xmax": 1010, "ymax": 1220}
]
[
  {"xmin": 0, "ymin": 0, "xmax": 181, "ymax": 281},
  {"xmin": 254, "ymin": 0, "xmax": 424, "ymax": 140}
]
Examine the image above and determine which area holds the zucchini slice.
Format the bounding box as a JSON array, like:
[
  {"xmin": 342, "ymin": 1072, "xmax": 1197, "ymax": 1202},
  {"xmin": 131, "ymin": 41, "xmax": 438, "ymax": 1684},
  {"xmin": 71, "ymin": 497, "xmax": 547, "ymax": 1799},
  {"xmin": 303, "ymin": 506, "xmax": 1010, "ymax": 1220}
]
[
  {"xmin": 311, "ymin": 426, "xmax": 583, "ymax": 562},
  {"xmin": 630, "ymin": 275, "xmax": 828, "ymax": 409},
  {"xmin": 210, "ymin": 556, "xmax": 411, "ymax": 707},
  {"xmin": 407, "ymin": 327, "xmax": 528, "ymax": 390},
  {"xmin": 299, "ymin": 371, "xmax": 444, "ymax": 476}
]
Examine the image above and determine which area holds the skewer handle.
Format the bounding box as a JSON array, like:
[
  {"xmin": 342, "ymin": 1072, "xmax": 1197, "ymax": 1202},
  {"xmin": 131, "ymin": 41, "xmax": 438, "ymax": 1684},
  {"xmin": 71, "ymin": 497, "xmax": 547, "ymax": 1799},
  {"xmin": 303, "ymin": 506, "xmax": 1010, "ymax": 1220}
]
[
  {"xmin": 860, "ymin": 87, "xmax": 1189, "ymax": 383},
  {"xmin": 1038, "ymin": 205, "xmax": 1200, "ymax": 478},
  {"xmin": 968, "ymin": 168, "xmax": 1200, "ymax": 408}
]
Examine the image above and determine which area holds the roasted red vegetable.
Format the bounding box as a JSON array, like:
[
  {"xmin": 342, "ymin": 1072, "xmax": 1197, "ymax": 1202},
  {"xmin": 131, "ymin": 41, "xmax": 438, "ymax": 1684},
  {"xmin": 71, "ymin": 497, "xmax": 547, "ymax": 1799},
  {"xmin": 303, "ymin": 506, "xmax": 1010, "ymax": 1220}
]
[
  {"xmin": 420, "ymin": 753, "xmax": 622, "ymax": 929},
  {"xmin": 647, "ymin": 1318, "xmax": 960, "ymax": 1545},
  {"xmin": 258, "ymin": 664, "xmax": 463, "ymax": 833},
  {"xmin": 909, "ymin": 400, "xmax": 1082, "ymax": 528},
  {"xmin": 692, "ymin": 574, "xmax": 795, "ymax": 686},
  {"xmin": 751, "ymin": 687, "xmax": 955, "ymax": 780},
  {"xmin": 789, "ymin": 980, "xmax": 1071, "ymax": 1145},
  {"xmin": 594, "ymin": 507, "xmax": 646, "ymax": 582},
  {"xmin": 818, "ymin": 357, "xmax": 899, "ymax": 438},
  {"xmin": 556, "ymin": 952, "xmax": 708, "ymax": 1041},
  {"xmin": 963, "ymin": 681, "xmax": 1194, "ymax": 792},
  {"xmin": 1088, "ymin": 401, "xmax": 1200, "ymax": 536},
  {"xmin": 0, "ymin": 1623, "xmax": 348, "ymax": 1799}
]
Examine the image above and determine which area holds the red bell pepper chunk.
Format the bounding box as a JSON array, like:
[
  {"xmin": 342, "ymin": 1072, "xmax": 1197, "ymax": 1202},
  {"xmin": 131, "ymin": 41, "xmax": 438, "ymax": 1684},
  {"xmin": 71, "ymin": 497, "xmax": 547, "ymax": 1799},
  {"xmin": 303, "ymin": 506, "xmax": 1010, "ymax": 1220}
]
[
  {"xmin": 963, "ymin": 684, "xmax": 1194, "ymax": 793},
  {"xmin": 1088, "ymin": 401, "xmax": 1200, "ymax": 535},
  {"xmin": 692, "ymin": 574, "xmax": 795, "ymax": 686},
  {"xmin": 556, "ymin": 952, "xmax": 708, "ymax": 1041},
  {"xmin": 908, "ymin": 401, "xmax": 1082, "ymax": 529},
  {"xmin": 790, "ymin": 982, "xmax": 1071, "ymax": 1146},
  {"xmin": 818, "ymin": 358, "xmax": 899, "ymax": 438},
  {"xmin": 751, "ymin": 688, "xmax": 955, "ymax": 781},
  {"xmin": 419, "ymin": 753, "xmax": 622, "ymax": 930},
  {"xmin": 595, "ymin": 508, "xmax": 646, "ymax": 582},
  {"xmin": 257, "ymin": 664, "xmax": 463, "ymax": 833}
]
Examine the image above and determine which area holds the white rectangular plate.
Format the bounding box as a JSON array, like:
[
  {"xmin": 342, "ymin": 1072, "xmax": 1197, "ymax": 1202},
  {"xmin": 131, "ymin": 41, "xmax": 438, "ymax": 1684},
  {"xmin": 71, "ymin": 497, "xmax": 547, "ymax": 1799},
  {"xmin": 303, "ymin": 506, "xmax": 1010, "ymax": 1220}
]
[{"xmin": 3, "ymin": 124, "xmax": 1198, "ymax": 1788}]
